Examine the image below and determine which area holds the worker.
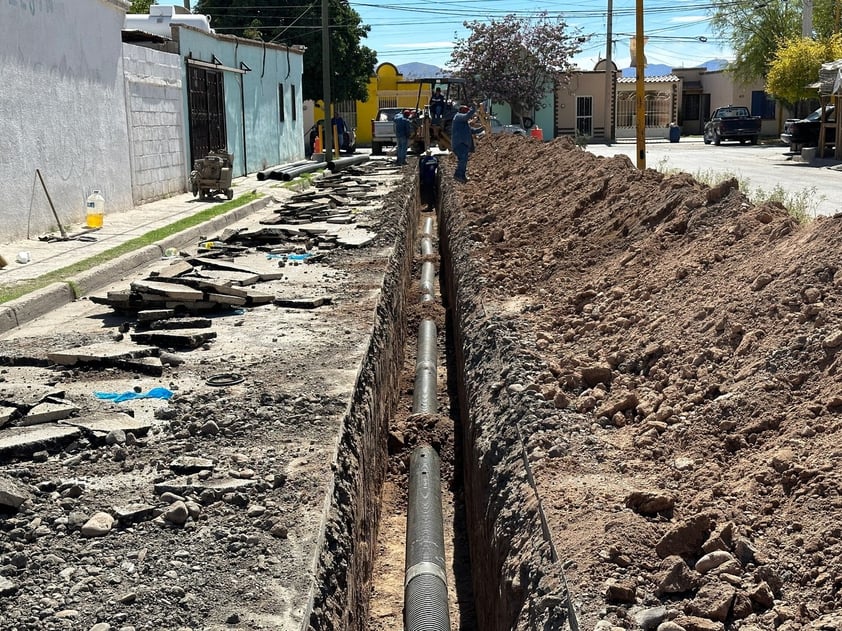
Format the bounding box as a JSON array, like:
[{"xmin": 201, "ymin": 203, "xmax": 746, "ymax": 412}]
[
  {"xmin": 451, "ymin": 103, "xmax": 478, "ymax": 183},
  {"xmin": 429, "ymin": 87, "xmax": 445, "ymax": 124},
  {"xmin": 394, "ymin": 108, "xmax": 413, "ymax": 166},
  {"xmin": 419, "ymin": 150, "xmax": 439, "ymax": 211}
]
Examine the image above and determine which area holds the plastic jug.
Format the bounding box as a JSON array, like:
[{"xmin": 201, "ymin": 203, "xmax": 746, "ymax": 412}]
[
  {"xmin": 85, "ymin": 190, "xmax": 105, "ymax": 229},
  {"xmin": 530, "ymin": 126, "xmax": 543, "ymax": 141}
]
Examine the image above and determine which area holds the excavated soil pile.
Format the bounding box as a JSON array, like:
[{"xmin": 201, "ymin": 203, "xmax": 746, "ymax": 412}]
[{"xmin": 451, "ymin": 135, "xmax": 842, "ymax": 630}]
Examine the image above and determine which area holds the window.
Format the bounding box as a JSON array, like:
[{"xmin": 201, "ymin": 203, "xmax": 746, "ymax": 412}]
[
  {"xmin": 576, "ymin": 96, "xmax": 593, "ymax": 137},
  {"xmin": 291, "ymin": 85, "xmax": 297, "ymax": 121},
  {"xmin": 279, "ymin": 84, "xmax": 285, "ymax": 122}
]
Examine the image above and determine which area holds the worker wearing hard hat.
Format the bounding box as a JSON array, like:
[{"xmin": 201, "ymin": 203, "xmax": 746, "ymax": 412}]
[
  {"xmin": 394, "ymin": 109, "xmax": 413, "ymax": 166},
  {"xmin": 451, "ymin": 103, "xmax": 478, "ymax": 183}
]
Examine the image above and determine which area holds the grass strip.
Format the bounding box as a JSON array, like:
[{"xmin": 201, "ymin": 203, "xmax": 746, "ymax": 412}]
[{"xmin": 0, "ymin": 192, "xmax": 261, "ymax": 305}]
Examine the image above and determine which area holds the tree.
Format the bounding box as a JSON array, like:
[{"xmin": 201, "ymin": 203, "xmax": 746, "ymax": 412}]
[
  {"xmin": 709, "ymin": 0, "xmax": 840, "ymax": 84},
  {"xmin": 766, "ymin": 35, "xmax": 842, "ymax": 110},
  {"xmin": 449, "ymin": 12, "xmax": 581, "ymax": 126},
  {"xmin": 193, "ymin": 0, "xmax": 377, "ymax": 102},
  {"xmin": 130, "ymin": 0, "xmax": 154, "ymax": 12}
]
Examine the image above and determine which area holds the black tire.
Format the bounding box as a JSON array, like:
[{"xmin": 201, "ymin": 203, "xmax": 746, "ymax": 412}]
[
  {"xmin": 739, "ymin": 138, "xmax": 747, "ymax": 144},
  {"xmin": 522, "ymin": 117, "xmax": 534, "ymax": 129},
  {"xmin": 714, "ymin": 131, "xmax": 721, "ymax": 146},
  {"xmin": 371, "ymin": 142, "xmax": 382, "ymax": 155},
  {"xmin": 226, "ymin": 189, "xmax": 233, "ymax": 200},
  {"xmin": 411, "ymin": 141, "xmax": 425, "ymax": 154},
  {"xmin": 750, "ymin": 135, "xmax": 758, "ymax": 145}
]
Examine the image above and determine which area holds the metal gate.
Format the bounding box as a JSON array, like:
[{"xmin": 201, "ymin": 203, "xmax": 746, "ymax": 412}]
[
  {"xmin": 576, "ymin": 96, "xmax": 593, "ymax": 137},
  {"xmin": 187, "ymin": 66, "xmax": 227, "ymax": 164}
]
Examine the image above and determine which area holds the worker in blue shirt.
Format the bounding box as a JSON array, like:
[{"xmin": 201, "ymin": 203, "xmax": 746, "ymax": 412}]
[
  {"xmin": 394, "ymin": 109, "xmax": 413, "ymax": 166},
  {"xmin": 419, "ymin": 150, "xmax": 439, "ymax": 211},
  {"xmin": 450, "ymin": 104, "xmax": 479, "ymax": 182}
]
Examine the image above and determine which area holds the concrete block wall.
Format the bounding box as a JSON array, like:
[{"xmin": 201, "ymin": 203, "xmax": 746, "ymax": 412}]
[{"xmin": 122, "ymin": 43, "xmax": 187, "ymax": 205}]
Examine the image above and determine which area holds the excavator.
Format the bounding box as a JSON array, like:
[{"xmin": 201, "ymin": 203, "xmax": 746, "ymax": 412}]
[{"xmin": 405, "ymin": 78, "xmax": 491, "ymax": 153}]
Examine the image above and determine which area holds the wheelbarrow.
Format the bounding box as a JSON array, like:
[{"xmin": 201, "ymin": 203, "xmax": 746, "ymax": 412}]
[{"xmin": 189, "ymin": 151, "xmax": 234, "ymax": 201}]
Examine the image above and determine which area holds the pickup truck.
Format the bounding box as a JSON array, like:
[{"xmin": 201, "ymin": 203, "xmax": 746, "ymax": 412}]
[
  {"xmin": 703, "ymin": 106, "xmax": 762, "ymax": 146},
  {"xmin": 370, "ymin": 107, "xmax": 404, "ymax": 155}
]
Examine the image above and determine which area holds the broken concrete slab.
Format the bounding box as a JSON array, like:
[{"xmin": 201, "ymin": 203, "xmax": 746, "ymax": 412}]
[
  {"xmin": 148, "ymin": 317, "xmax": 212, "ymax": 330},
  {"xmin": 0, "ymin": 475, "xmax": 30, "ymax": 509},
  {"xmin": 169, "ymin": 456, "xmax": 216, "ymax": 474},
  {"xmin": 130, "ymin": 330, "xmax": 217, "ymax": 349},
  {"xmin": 111, "ymin": 356, "xmax": 165, "ymax": 377},
  {"xmin": 21, "ymin": 401, "xmax": 79, "ymax": 426},
  {"xmin": 154, "ymin": 476, "xmax": 255, "ymax": 496},
  {"xmin": 130, "ymin": 280, "xmax": 205, "ymax": 302},
  {"xmin": 137, "ymin": 309, "xmax": 177, "ymax": 322},
  {"xmin": 274, "ymin": 296, "xmax": 333, "ymax": 309},
  {"xmin": 47, "ymin": 342, "xmax": 158, "ymax": 367},
  {"xmin": 0, "ymin": 405, "xmax": 17, "ymax": 428},
  {"xmin": 62, "ymin": 413, "xmax": 152, "ymax": 439},
  {"xmin": 336, "ymin": 230, "xmax": 376, "ymax": 248},
  {"xmin": 0, "ymin": 424, "xmax": 82, "ymax": 458},
  {"xmin": 0, "ymin": 384, "xmax": 66, "ymax": 408},
  {"xmin": 112, "ymin": 503, "xmax": 156, "ymax": 524}
]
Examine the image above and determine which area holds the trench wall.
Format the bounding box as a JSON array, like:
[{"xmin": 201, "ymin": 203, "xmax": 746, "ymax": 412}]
[
  {"xmin": 438, "ymin": 180, "xmax": 572, "ymax": 630},
  {"xmin": 306, "ymin": 175, "xmax": 418, "ymax": 630}
]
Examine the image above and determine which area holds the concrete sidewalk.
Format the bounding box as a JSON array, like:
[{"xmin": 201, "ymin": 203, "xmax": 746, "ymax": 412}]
[{"xmin": 0, "ymin": 170, "xmax": 296, "ymax": 334}]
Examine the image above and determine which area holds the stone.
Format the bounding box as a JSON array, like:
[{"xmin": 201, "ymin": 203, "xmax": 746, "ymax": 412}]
[
  {"xmin": 656, "ymin": 556, "xmax": 698, "ymax": 595},
  {"xmin": 695, "ymin": 550, "xmax": 735, "ymax": 574},
  {"xmin": 89, "ymin": 623, "xmax": 112, "ymax": 631},
  {"xmin": 0, "ymin": 576, "xmax": 18, "ymax": 596},
  {"xmin": 604, "ymin": 579, "xmax": 636, "ymax": 603},
  {"xmin": 162, "ymin": 501, "xmax": 189, "ymax": 525},
  {"xmin": 0, "ymin": 405, "xmax": 16, "ymax": 428},
  {"xmin": 625, "ymin": 490, "xmax": 675, "ymax": 516},
  {"xmin": 673, "ymin": 616, "xmax": 724, "ymax": 631},
  {"xmin": 634, "ymin": 606, "xmax": 669, "ymax": 630},
  {"xmin": 199, "ymin": 420, "xmax": 220, "ymax": 436},
  {"xmin": 655, "ymin": 514, "xmax": 712, "ymax": 559},
  {"xmin": 112, "ymin": 504, "xmax": 155, "ymax": 524},
  {"xmin": 657, "ymin": 623, "xmax": 686, "ymax": 631},
  {"xmin": 748, "ymin": 581, "xmax": 774, "ymax": 609},
  {"xmin": 0, "ymin": 475, "xmax": 30, "ymax": 509},
  {"xmin": 80, "ymin": 512, "xmax": 115, "ymax": 537},
  {"xmin": 687, "ymin": 582, "xmax": 735, "ymax": 622},
  {"xmin": 105, "ymin": 429, "xmax": 126, "ymax": 445},
  {"xmin": 581, "ymin": 364, "xmax": 613, "ymax": 387}
]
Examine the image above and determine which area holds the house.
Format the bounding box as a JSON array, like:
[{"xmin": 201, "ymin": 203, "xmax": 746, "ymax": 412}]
[{"xmin": 0, "ymin": 0, "xmax": 305, "ymax": 242}]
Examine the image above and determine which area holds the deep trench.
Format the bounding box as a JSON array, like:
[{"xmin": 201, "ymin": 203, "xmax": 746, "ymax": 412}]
[{"xmin": 306, "ymin": 169, "xmax": 572, "ymax": 631}]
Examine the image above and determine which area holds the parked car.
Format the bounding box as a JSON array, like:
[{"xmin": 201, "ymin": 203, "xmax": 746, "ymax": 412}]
[
  {"xmin": 488, "ymin": 117, "xmax": 527, "ymax": 136},
  {"xmin": 305, "ymin": 118, "xmax": 355, "ymax": 158},
  {"xmin": 781, "ymin": 106, "xmax": 836, "ymax": 151},
  {"xmin": 703, "ymin": 106, "xmax": 762, "ymax": 145}
]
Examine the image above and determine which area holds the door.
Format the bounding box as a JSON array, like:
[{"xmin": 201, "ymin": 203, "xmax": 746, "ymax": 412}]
[
  {"xmin": 576, "ymin": 96, "xmax": 593, "ymax": 137},
  {"xmin": 188, "ymin": 66, "xmax": 227, "ymax": 164}
]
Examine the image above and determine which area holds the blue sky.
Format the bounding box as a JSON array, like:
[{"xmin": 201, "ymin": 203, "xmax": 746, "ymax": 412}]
[{"xmin": 157, "ymin": 1, "xmax": 734, "ymax": 71}]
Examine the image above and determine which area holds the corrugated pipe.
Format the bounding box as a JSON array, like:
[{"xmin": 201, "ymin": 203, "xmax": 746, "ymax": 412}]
[
  {"xmin": 420, "ymin": 262, "xmax": 436, "ymax": 302},
  {"xmin": 327, "ymin": 154, "xmax": 370, "ymax": 172},
  {"xmin": 412, "ymin": 319, "xmax": 438, "ymax": 414},
  {"xmin": 405, "ymin": 445, "xmax": 450, "ymax": 631}
]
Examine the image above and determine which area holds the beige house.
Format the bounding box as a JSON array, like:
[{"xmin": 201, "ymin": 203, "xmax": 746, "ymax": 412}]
[{"xmin": 555, "ymin": 61, "xmax": 782, "ymax": 141}]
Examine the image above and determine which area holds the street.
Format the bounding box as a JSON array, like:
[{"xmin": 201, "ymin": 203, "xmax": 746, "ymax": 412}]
[{"xmin": 586, "ymin": 137, "xmax": 842, "ymax": 218}]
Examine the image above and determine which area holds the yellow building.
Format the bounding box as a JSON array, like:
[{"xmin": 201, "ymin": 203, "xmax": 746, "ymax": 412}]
[{"xmin": 315, "ymin": 62, "xmax": 432, "ymax": 146}]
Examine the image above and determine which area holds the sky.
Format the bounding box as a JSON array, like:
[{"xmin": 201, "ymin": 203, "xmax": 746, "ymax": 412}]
[{"xmin": 156, "ymin": 1, "xmax": 736, "ymax": 71}]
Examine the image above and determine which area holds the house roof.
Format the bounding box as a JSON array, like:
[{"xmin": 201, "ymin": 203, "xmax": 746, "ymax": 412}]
[{"xmin": 617, "ymin": 74, "xmax": 680, "ymax": 84}]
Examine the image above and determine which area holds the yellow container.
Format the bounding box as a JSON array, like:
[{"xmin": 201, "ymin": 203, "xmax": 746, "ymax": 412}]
[{"xmin": 86, "ymin": 190, "xmax": 105, "ymax": 229}]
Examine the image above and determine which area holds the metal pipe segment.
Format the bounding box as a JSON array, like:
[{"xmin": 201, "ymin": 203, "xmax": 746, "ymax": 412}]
[
  {"xmin": 327, "ymin": 154, "xmax": 370, "ymax": 172},
  {"xmin": 412, "ymin": 319, "xmax": 438, "ymax": 414},
  {"xmin": 404, "ymin": 445, "xmax": 450, "ymax": 631},
  {"xmin": 420, "ymin": 261, "xmax": 436, "ymax": 301}
]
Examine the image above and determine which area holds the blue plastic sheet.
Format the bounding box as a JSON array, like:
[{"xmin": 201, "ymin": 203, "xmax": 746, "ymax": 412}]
[{"xmin": 94, "ymin": 387, "xmax": 173, "ymax": 403}]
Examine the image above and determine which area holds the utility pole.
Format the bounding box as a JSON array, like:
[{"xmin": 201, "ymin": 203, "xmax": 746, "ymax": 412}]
[
  {"xmin": 634, "ymin": 0, "xmax": 646, "ymax": 169},
  {"xmin": 604, "ymin": 0, "xmax": 614, "ymax": 144},
  {"xmin": 803, "ymin": 0, "xmax": 814, "ymax": 36},
  {"xmin": 321, "ymin": 0, "xmax": 333, "ymax": 162}
]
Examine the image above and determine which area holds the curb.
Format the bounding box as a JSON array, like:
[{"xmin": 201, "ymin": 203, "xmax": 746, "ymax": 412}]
[{"xmin": 0, "ymin": 196, "xmax": 272, "ymax": 334}]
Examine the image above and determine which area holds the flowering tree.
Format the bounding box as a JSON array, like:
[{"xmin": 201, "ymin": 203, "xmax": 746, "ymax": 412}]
[
  {"xmin": 766, "ymin": 35, "xmax": 842, "ymax": 112},
  {"xmin": 449, "ymin": 12, "xmax": 582, "ymax": 126}
]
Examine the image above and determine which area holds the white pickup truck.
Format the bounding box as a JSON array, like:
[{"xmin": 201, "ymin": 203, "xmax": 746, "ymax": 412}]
[{"xmin": 370, "ymin": 107, "xmax": 404, "ymax": 154}]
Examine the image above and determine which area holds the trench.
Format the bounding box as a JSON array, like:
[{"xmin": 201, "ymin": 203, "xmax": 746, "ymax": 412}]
[{"xmin": 306, "ymin": 168, "xmax": 574, "ymax": 630}]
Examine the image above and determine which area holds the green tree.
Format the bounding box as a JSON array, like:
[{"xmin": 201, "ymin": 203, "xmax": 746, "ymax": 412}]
[
  {"xmin": 710, "ymin": 0, "xmax": 841, "ymax": 84},
  {"xmin": 766, "ymin": 35, "xmax": 842, "ymax": 109},
  {"xmin": 130, "ymin": 0, "xmax": 154, "ymax": 12},
  {"xmin": 193, "ymin": 0, "xmax": 376, "ymax": 102},
  {"xmin": 449, "ymin": 12, "xmax": 582, "ymax": 126}
]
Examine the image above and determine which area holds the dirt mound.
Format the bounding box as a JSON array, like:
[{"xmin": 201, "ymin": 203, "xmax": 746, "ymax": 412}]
[{"xmin": 454, "ymin": 134, "xmax": 842, "ymax": 629}]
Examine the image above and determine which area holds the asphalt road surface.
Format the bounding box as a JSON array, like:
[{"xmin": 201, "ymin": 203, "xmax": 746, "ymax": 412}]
[{"xmin": 586, "ymin": 137, "xmax": 842, "ymax": 218}]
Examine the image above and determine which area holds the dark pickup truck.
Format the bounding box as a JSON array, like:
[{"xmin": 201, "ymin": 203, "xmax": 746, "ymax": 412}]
[{"xmin": 703, "ymin": 106, "xmax": 762, "ymax": 145}]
